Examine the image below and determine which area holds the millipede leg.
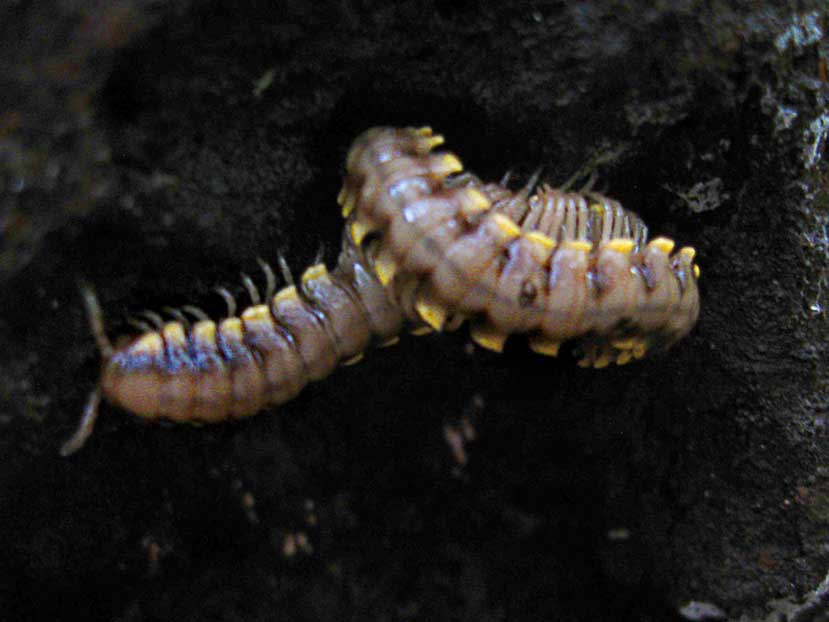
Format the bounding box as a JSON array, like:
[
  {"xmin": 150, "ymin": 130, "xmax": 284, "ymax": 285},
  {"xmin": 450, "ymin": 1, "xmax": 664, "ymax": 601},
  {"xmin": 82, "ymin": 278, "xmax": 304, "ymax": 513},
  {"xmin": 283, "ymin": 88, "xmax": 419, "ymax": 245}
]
[
  {"xmin": 182, "ymin": 305, "xmax": 209, "ymax": 322},
  {"xmin": 215, "ymin": 287, "xmax": 237, "ymax": 317},
  {"xmin": 561, "ymin": 164, "xmax": 601, "ymax": 193},
  {"xmin": 578, "ymin": 170, "xmax": 598, "ymax": 194},
  {"xmin": 445, "ymin": 171, "xmax": 480, "ymax": 189},
  {"xmin": 522, "ymin": 168, "xmax": 542, "ymax": 196},
  {"xmin": 60, "ymin": 387, "xmax": 102, "ymax": 456},
  {"xmin": 127, "ymin": 317, "xmax": 154, "ymax": 333},
  {"xmin": 277, "ymin": 253, "xmax": 294, "ymax": 286},
  {"xmin": 163, "ymin": 306, "xmax": 189, "ymax": 327},
  {"xmin": 79, "ymin": 282, "xmax": 113, "ymax": 359},
  {"xmin": 139, "ymin": 310, "xmax": 165, "ymax": 330},
  {"xmin": 257, "ymin": 258, "xmax": 276, "ymax": 299},
  {"xmin": 241, "ymin": 273, "xmax": 261, "ymax": 305},
  {"xmin": 559, "ymin": 167, "xmax": 581, "ymax": 192},
  {"xmin": 314, "ymin": 244, "xmax": 325, "ymax": 266},
  {"xmin": 443, "ymin": 313, "xmax": 466, "ymax": 332}
]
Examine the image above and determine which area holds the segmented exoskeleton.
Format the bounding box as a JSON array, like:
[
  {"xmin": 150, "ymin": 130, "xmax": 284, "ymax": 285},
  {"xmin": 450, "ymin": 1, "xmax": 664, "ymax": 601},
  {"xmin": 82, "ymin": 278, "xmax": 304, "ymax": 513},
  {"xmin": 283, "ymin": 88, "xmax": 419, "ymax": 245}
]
[
  {"xmin": 61, "ymin": 238, "xmax": 403, "ymax": 455},
  {"xmin": 339, "ymin": 127, "xmax": 699, "ymax": 362},
  {"xmin": 62, "ymin": 126, "xmax": 700, "ymax": 454}
]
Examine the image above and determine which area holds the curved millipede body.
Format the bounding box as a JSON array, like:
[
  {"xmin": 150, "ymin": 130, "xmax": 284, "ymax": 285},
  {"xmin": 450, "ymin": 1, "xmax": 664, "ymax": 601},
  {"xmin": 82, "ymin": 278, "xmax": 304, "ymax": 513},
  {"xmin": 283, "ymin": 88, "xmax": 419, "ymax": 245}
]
[
  {"xmin": 62, "ymin": 126, "xmax": 700, "ymax": 454},
  {"xmin": 339, "ymin": 127, "xmax": 700, "ymax": 362},
  {"xmin": 61, "ymin": 243, "xmax": 403, "ymax": 455}
]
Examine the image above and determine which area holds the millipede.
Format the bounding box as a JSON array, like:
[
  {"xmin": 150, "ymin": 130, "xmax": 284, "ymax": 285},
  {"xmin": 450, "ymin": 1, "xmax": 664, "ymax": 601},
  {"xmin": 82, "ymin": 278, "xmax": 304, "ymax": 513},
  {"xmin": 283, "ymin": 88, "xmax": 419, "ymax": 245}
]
[{"xmin": 61, "ymin": 126, "xmax": 700, "ymax": 455}]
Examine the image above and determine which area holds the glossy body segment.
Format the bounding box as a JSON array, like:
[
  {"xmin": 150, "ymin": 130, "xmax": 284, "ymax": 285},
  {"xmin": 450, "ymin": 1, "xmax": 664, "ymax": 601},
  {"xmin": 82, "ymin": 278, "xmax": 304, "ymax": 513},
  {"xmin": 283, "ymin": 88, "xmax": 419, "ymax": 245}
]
[
  {"xmin": 339, "ymin": 126, "xmax": 700, "ymax": 363},
  {"xmin": 240, "ymin": 304, "xmax": 305, "ymax": 405},
  {"xmin": 537, "ymin": 241, "xmax": 593, "ymax": 341},
  {"xmin": 268, "ymin": 285, "xmax": 338, "ymax": 382},
  {"xmin": 486, "ymin": 232, "xmax": 554, "ymax": 333},
  {"xmin": 300, "ymin": 263, "xmax": 372, "ymax": 361},
  {"xmin": 218, "ymin": 317, "xmax": 267, "ymax": 419},
  {"xmin": 188, "ymin": 320, "xmax": 231, "ymax": 422},
  {"xmin": 100, "ymin": 331, "xmax": 166, "ymax": 419},
  {"xmin": 336, "ymin": 232, "xmax": 405, "ymax": 342},
  {"xmin": 429, "ymin": 213, "xmax": 521, "ymax": 313}
]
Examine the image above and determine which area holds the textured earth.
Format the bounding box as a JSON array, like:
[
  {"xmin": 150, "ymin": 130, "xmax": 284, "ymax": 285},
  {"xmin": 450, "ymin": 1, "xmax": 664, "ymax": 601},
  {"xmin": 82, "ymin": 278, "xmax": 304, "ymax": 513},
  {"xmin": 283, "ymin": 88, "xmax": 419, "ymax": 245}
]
[{"xmin": 1, "ymin": 2, "xmax": 827, "ymax": 621}]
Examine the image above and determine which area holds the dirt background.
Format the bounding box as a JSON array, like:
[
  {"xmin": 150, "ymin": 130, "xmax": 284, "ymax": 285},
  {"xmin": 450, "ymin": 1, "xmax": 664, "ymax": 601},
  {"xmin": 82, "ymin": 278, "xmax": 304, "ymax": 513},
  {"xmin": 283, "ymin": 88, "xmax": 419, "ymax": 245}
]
[{"xmin": 1, "ymin": 1, "xmax": 828, "ymax": 621}]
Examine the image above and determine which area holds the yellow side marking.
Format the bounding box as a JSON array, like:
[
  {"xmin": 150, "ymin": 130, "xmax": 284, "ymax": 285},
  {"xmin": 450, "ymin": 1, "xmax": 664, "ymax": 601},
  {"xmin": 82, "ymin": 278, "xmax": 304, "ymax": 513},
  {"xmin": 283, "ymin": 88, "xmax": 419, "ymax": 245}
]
[
  {"xmin": 462, "ymin": 188, "xmax": 491, "ymax": 214},
  {"xmin": 435, "ymin": 153, "xmax": 463, "ymax": 175},
  {"xmin": 341, "ymin": 352, "xmax": 364, "ymax": 366},
  {"xmin": 470, "ymin": 323, "xmax": 507, "ymax": 353},
  {"xmin": 606, "ymin": 238, "xmax": 635, "ymax": 254},
  {"xmin": 492, "ymin": 213, "xmax": 521, "ymax": 239},
  {"xmin": 349, "ymin": 219, "xmax": 372, "ymax": 246},
  {"xmin": 162, "ymin": 322, "xmax": 187, "ymax": 345},
  {"xmin": 375, "ymin": 255, "xmax": 397, "ymax": 287},
  {"xmin": 241, "ymin": 305, "xmax": 271, "ymax": 322},
  {"xmin": 339, "ymin": 187, "xmax": 356, "ymax": 218},
  {"xmin": 410, "ymin": 325, "xmax": 434, "ymax": 336},
  {"xmin": 133, "ymin": 331, "xmax": 164, "ymax": 355},
  {"xmin": 649, "ymin": 237, "xmax": 675, "ymax": 254},
  {"xmin": 301, "ymin": 263, "xmax": 328, "ymax": 284},
  {"xmin": 220, "ymin": 317, "xmax": 244, "ymax": 337},
  {"xmin": 426, "ymin": 135, "xmax": 445, "ymax": 149},
  {"xmin": 414, "ymin": 126, "xmax": 433, "ymax": 136},
  {"xmin": 378, "ymin": 336, "xmax": 400, "ymax": 347},
  {"xmin": 192, "ymin": 320, "xmax": 216, "ymax": 342},
  {"xmin": 524, "ymin": 231, "xmax": 556, "ymax": 250},
  {"xmin": 274, "ymin": 285, "xmax": 299, "ymax": 303},
  {"xmin": 561, "ymin": 240, "xmax": 593, "ymax": 252},
  {"xmin": 616, "ymin": 351, "xmax": 633, "ymax": 365},
  {"xmin": 632, "ymin": 342, "xmax": 647, "ymax": 359},
  {"xmin": 593, "ymin": 353, "xmax": 612, "ymax": 369},
  {"xmin": 528, "ymin": 335, "xmax": 560, "ymax": 357},
  {"xmin": 680, "ymin": 246, "xmax": 696, "ymax": 261},
  {"xmin": 610, "ymin": 337, "xmax": 636, "ymax": 350},
  {"xmin": 693, "ymin": 264, "xmax": 701, "ymax": 279},
  {"xmin": 415, "ymin": 298, "xmax": 447, "ymax": 331}
]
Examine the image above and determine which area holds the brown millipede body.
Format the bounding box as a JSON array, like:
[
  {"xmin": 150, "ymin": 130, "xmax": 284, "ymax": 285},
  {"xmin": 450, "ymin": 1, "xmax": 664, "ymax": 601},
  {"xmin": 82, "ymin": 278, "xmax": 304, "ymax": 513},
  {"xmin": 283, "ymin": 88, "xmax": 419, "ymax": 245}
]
[
  {"xmin": 62, "ymin": 126, "xmax": 700, "ymax": 455},
  {"xmin": 339, "ymin": 127, "xmax": 699, "ymax": 358}
]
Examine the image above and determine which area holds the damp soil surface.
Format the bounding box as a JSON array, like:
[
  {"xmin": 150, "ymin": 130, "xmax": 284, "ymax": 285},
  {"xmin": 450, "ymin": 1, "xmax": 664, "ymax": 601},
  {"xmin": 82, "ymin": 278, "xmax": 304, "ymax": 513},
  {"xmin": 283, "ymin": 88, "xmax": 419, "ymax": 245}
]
[{"xmin": 1, "ymin": 2, "xmax": 828, "ymax": 621}]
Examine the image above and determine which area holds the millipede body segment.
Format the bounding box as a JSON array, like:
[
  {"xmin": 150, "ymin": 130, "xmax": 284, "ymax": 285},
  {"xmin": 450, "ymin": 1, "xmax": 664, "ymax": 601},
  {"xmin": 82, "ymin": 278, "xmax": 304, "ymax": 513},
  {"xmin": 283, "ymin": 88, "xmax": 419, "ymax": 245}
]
[
  {"xmin": 62, "ymin": 126, "xmax": 700, "ymax": 455},
  {"xmin": 339, "ymin": 127, "xmax": 699, "ymax": 361}
]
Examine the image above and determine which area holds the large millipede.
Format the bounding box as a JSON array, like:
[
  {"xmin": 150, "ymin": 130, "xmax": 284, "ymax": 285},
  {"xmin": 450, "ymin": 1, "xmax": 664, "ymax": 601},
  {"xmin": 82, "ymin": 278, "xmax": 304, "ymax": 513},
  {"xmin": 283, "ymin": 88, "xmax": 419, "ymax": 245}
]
[{"xmin": 61, "ymin": 126, "xmax": 700, "ymax": 455}]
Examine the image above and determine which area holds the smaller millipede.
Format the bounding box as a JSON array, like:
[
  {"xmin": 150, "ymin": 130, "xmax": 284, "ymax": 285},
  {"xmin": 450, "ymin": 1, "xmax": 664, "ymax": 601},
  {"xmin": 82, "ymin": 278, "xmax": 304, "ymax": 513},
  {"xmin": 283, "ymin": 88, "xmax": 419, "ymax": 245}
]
[
  {"xmin": 62, "ymin": 126, "xmax": 700, "ymax": 455},
  {"xmin": 61, "ymin": 238, "xmax": 403, "ymax": 455}
]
